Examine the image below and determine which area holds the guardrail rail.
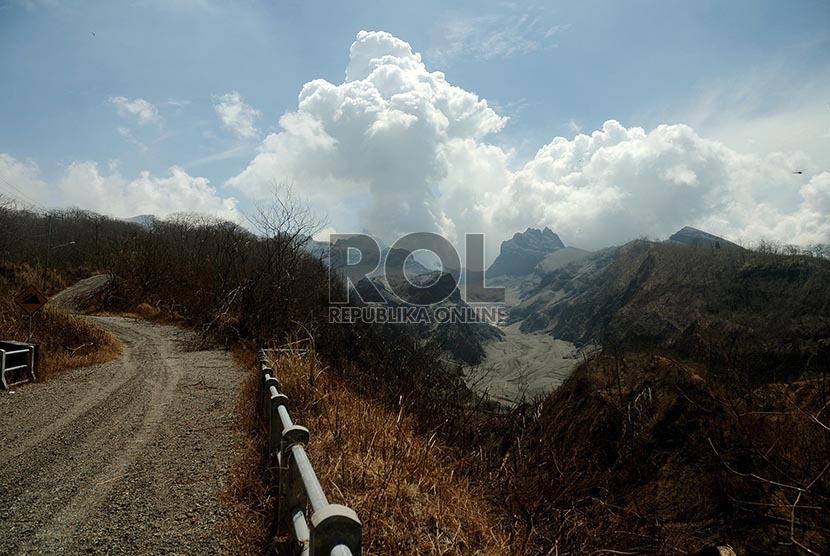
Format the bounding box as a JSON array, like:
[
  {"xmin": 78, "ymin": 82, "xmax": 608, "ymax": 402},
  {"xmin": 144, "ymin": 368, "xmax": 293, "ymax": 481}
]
[
  {"xmin": 0, "ymin": 341, "xmax": 36, "ymax": 390},
  {"xmin": 258, "ymin": 349, "xmax": 362, "ymax": 556}
]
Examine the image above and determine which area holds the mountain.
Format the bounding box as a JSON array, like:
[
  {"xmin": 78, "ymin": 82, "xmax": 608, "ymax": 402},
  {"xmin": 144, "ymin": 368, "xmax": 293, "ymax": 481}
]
[
  {"xmin": 669, "ymin": 226, "xmax": 742, "ymax": 250},
  {"xmin": 536, "ymin": 246, "xmax": 592, "ymax": 273},
  {"xmin": 487, "ymin": 227, "xmax": 566, "ymax": 277},
  {"xmin": 509, "ymin": 236, "xmax": 830, "ymax": 378},
  {"xmin": 125, "ymin": 214, "xmax": 157, "ymax": 228},
  {"xmin": 305, "ymin": 238, "xmax": 331, "ymax": 260}
]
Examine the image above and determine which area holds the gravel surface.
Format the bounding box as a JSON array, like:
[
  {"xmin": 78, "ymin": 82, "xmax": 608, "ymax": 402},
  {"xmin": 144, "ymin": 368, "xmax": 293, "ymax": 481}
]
[
  {"xmin": 0, "ymin": 316, "xmax": 246, "ymax": 555},
  {"xmin": 468, "ymin": 322, "xmax": 583, "ymax": 403}
]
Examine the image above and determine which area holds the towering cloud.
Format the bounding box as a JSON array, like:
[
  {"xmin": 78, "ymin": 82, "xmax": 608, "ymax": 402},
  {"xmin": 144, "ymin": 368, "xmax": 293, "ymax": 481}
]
[
  {"xmin": 227, "ymin": 30, "xmax": 507, "ymax": 245},
  {"xmin": 228, "ymin": 31, "xmax": 829, "ymax": 259}
]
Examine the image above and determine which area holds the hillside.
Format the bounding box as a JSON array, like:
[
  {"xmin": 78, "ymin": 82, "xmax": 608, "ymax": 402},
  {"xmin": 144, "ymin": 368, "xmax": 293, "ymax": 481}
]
[
  {"xmin": 500, "ymin": 352, "xmax": 830, "ymax": 554},
  {"xmin": 510, "ymin": 237, "xmax": 830, "ymax": 378},
  {"xmin": 0, "ymin": 264, "xmax": 121, "ymax": 382}
]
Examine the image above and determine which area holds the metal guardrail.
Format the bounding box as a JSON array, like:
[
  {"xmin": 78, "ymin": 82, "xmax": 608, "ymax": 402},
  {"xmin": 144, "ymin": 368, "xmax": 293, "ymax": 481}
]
[
  {"xmin": 0, "ymin": 341, "xmax": 36, "ymax": 390},
  {"xmin": 258, "ymin": 349, "xmax": 362, "ymax": 556}
]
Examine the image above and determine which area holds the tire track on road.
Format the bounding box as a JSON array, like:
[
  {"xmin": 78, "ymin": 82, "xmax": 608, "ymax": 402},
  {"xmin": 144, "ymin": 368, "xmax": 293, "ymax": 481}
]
[{"xmin": 0, "ymin": 316, "xmax": 245, "ymax": 556}]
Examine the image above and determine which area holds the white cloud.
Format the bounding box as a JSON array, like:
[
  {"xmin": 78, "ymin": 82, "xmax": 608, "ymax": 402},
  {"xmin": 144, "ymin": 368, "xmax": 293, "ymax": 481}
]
[
  {"xmin": 227, "ymin": 31, "xmax": 829, "ymax": 260},
  {"xmin": 153, "ymin": 0, "xmax": 215, "ymax": 12},
  {"xmin": 58, "ymin": 163, "xmax": 238, "ymax": 220},
  {"xmin": 0, "ymin": 153, "xmax": 238, "ymax": 220},
  {"xmin": 665, "ymin": 61, "xmax": 830, "ymax": 164},
  {"xmin": 164, "ymin": 98, "xmax": 191, "ymax": 109},
  {"xmin": 213, "ymin": 91, "xmax": 261, "ymax": 139},
  {"xmin": 110, "ymin": 96, "xmax": 160, "ymax": 125},
  {"xmin": 493, "ymin": 121, "xmax": 830, "ymax": 250},
  {"xmin": 0, "ymin": 153, "xmax": 51, "ymax": 208},
  {"xmin": 183, "ymin": 144, "xmax": 252, "ymax": 169},
  {"xmin": 228, "ymin": 30, "xmax": 506, "ymax": 244}
]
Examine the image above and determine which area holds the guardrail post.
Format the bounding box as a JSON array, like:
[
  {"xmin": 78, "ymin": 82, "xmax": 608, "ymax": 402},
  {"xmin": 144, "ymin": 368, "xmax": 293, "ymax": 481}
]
[
  {"xmin": 262, "ymin": 372, "xmax": 276, "ymax": 421},
  {"xmin": 279, "ymin": 427, "xmax": 311, "ymax": 538},
  {"xmin": 269, "ymin": 389, "xmax": 289, "ymax": 456},
  {"xmin": 27, "ymin": 345, "xmax": 36, "ymax": 382},
  {"xmin": 310, "ymin": 504, "xmax": 362, "ymax": 556},
  {"xmin": 0, "ymin": 349, "xmax": 7, "ymax": 390}
]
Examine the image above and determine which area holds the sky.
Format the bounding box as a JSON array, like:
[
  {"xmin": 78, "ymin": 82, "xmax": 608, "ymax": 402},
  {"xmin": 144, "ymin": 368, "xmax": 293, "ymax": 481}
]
[{"xmin": 1, "ymin": 0, "xmax": 828, "ymax": 260}]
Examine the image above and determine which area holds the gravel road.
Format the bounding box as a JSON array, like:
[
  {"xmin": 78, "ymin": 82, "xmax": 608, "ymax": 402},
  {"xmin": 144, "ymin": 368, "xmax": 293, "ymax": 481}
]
[{"xmin": 0, "ymin": 316, "xmax": 246, "ymax": 555}]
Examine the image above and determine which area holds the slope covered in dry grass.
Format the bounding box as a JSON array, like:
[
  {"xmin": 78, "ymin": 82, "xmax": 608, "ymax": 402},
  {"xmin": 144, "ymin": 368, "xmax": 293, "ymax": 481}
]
[
  {"xmin": 228, "ymin": 346, "xmax": 510, "ymax": 555},
  {"xmin": 0, "ymin": 265, "xmax": 122, "ymax": 381},
  {"xmin": 500, "ymin": 353, "xmax": 830, "ymax": 554}
]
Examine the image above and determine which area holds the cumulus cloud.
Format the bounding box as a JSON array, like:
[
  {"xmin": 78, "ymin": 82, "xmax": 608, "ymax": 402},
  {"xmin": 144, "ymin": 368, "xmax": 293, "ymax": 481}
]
[
  {"xmin": 494, "ymin": 121, "xmax": 830, "ymax": 250},
  {"xmin": 227, "ymin": 31, "xmax": 830, "ymax": 260},
  {"xmin": 0, "ymin": 153, "xmax": 238, "ymax": 220},
  {"xmin": 228, "ymin": 30, "xmax": 506, "ymax": 243},
  {"xmin": 214, "ymin": 91, "xmax": 261, "ymax": 139},
  {"xmin": 57, "ymin": 162, "xmax": 239, "ymax": 220},
  {"xmin": 110, "ymin": 96, "xmax": 160, "ymax": 125},
  {"xmin": 0, "ymin": 153, "xmax": 51, "ymax": 207}
]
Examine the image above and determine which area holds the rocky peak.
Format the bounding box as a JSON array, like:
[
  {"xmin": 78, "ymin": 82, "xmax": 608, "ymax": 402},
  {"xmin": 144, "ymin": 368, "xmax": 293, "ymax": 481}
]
[{"xmin": 488, "ymin": 227, "xmax": 566, "ymax": 277}]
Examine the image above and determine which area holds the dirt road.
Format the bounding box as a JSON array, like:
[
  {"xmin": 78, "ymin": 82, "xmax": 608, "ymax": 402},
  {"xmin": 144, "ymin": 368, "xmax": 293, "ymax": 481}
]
[{"xmin": 0, "ymin": 316, "xmax": 246, "ymax": 555}]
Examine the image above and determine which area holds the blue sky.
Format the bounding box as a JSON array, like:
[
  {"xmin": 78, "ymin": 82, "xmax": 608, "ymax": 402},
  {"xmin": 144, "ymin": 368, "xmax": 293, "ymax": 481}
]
[{"xmin": 1, "ymin": 0, "xmax": 828, "ymax": 253}]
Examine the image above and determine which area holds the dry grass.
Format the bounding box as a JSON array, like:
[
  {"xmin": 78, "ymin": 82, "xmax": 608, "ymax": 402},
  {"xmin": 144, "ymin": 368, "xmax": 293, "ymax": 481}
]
[
  {"xmin": 31, "ymin": 307, "xmax": 123, "ymax": 380},
  {"xmin": 1, "ymin": 268, "xmax": 122, "ymax": 382},
  {"xmin": 216, "ymin": 346, "xmax": 274, "ymax": 556},
  {"xmin": 495, "ymin": 352, "xmax": 830, "ymax": 555},
  {"xmin": 264, "ymin": 344, "xmax": 509, "ymax": 555}
]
